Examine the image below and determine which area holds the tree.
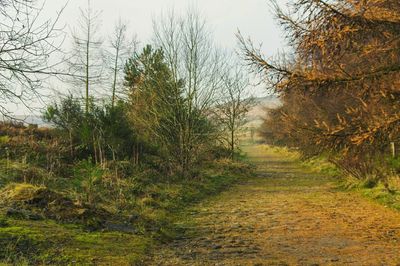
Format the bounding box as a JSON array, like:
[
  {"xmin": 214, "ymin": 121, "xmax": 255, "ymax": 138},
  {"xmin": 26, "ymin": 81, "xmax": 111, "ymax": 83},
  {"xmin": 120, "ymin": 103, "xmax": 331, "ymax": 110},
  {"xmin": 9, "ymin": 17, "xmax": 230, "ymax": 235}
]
[
  {"xmin": 240, "ymin": 0, "xmax": 400, "ymax": 180},
  {"xmin": 216, "ymin": 66, "xmax": 253, "ymax": 160},
  {"xmin": 96, "ymin": 101, "xmax": 135, "ymax": 162},
  {"xmin": 0, "ymin": 0, "xmax": 66, "ymax": 119},
  {"xmin": 68, "ymin": 0, "xmax": 103, "ymax": 114},
  {"xmin": 44, "ymin": 96, "xmax": 136, "ymax": 165},
  {"xmin": 105, "ymin": 19, "xmax": 138, "ymax": 108},
  {"xmin": 125, "ymin": 45, "xmax": 186, "ymax": 169},
  {"xmin": 152, "ymin": 10, "xmax": 226, "ymax": 176},
  {"xmin": 43, "ymin": 95, "xmax": 84, "ymax": 158}
]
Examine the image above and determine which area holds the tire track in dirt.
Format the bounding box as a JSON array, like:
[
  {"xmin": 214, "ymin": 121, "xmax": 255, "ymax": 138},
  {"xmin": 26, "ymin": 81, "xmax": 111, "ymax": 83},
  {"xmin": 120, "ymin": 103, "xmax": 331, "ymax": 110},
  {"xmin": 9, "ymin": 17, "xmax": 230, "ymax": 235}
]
[{"xmin": 150, "ymin": 145, "xmax": 400, "ymax": 265}]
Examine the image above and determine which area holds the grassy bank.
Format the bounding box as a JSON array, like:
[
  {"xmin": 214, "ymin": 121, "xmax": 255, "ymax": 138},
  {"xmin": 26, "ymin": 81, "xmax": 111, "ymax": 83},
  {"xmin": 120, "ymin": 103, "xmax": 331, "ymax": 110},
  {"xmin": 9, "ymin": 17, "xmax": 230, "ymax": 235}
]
[
  {"xmin": 251, "ymin": 144, "xmax": 400, "ymax": 215},
  {"xmin": 270, "ymin": 145, "xmax": 400, "ymax": 214},
  {"xmin": 301, "ymin": 153, "xmax": 400, "ymax": 212},
  {"xmin": 340, "ymin": 176, "xmax": 400, "ymax": 212},
  {"xmin": 0, "ymin": 158, "xmax": 253, "ymax": 265}
]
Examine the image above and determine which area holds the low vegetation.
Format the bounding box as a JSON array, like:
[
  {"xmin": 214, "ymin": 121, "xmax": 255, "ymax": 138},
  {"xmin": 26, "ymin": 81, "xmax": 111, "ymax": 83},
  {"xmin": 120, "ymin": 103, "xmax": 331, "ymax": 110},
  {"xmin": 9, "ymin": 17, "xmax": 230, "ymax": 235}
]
[
  {"xmin": 257, "ymin": 145, "xmax": 400, "ymax": 215},
  {"xmin": 0, "ymin": 2, "xmax": 256, "ymax": 263},
  {"xmin": 0, "ymin": 121, "xmax": 254, "ymax": 264}
]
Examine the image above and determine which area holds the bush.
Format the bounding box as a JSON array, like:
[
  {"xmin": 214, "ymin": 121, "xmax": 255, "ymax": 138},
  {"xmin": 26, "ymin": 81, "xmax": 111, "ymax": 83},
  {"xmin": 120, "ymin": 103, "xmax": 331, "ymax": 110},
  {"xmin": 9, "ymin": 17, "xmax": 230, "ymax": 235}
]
[{"xmin": 387, "ymin": 157, "xmax": 400, "ymax": 173}]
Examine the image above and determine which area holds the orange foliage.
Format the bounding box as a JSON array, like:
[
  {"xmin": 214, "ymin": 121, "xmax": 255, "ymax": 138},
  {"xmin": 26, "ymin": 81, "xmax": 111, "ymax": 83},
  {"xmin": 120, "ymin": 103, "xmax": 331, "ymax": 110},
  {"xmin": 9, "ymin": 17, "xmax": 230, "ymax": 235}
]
[{"xmin": 241, "ymin": 0, "xmax": 400, "ymax": 179}]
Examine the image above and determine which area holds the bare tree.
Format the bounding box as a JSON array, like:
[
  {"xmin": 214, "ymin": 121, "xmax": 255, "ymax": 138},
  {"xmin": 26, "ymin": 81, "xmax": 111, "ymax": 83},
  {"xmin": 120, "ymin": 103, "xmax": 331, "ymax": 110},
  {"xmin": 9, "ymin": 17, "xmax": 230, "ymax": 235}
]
[
  {"xmin": 216, "ymin": 66, "xmax": 253, "ymax": 160},
  {"xmin": 106, "ymin": 19, "xmax": 137, "ymax": 107},
  {"xmin": 0, "ymin": 0, "xmax": 67, "ymax": 119},
  {"xmin": 152, "ymin": 10, "xmax": 226, "ymax": 176},
  {"xmin": 153, "ymin": 10, "xmax": 227, "ymax": 110},
  {"xmin": 68, "ymin": 0, "xmax": 103, "ymax": 114}
]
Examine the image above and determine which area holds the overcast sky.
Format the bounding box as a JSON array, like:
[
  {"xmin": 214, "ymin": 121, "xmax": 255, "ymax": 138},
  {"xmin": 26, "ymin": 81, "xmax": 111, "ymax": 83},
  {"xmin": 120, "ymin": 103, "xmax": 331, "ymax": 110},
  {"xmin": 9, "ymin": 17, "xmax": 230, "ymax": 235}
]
[
  {"xmin": 47, "ymin": 0, "xmax": 287, "ymax": 52},
  {"xmin": 13, "ymin": 0, "xmax": 288, "ymax": 117}
]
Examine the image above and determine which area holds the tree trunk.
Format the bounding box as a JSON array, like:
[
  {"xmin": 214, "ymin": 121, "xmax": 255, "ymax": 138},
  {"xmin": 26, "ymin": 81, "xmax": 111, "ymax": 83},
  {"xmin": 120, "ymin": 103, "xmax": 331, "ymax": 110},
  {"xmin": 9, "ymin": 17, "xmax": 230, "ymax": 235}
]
[
  {"xmin": 85, "ymin": 20, "xmax": 90, "ymax": 114},
  {"xmin": 112, "ymin": 47, "xmax": 120, "ymax": 108},
  {"xmin": 231, "ymin": 129, "xmax": 235, "ymax": 160},
  {"xmin": 69, "ymin": 130, "xmax": 74, "ymax": 158}
]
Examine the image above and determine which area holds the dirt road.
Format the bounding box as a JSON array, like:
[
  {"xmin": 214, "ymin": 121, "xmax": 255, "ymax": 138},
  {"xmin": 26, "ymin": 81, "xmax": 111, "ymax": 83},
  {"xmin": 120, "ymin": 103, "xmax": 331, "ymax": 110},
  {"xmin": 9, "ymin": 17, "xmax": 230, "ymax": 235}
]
[{"xmin": 150, "ymin": 145, "xmax": 400, "ymax": 265}]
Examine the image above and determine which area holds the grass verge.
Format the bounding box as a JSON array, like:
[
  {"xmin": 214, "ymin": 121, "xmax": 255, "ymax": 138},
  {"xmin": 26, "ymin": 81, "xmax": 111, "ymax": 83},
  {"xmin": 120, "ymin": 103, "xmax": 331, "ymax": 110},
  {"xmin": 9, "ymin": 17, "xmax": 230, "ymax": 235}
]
[
  {"xmin": 339, "ymin": 176, "xmax": 400, "ymax": 212},
  {"xmin": 0, "ymin": 158, "xmax": 254, "ymax": 265}
]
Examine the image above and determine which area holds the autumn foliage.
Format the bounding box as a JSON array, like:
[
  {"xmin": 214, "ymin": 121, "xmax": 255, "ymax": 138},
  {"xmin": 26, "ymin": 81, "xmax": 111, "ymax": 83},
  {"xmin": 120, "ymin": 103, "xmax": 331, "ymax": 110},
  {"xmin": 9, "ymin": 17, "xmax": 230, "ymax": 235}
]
[{"xmin": 241, "ymin": 0, "xmax": 400, "ymax": 180}]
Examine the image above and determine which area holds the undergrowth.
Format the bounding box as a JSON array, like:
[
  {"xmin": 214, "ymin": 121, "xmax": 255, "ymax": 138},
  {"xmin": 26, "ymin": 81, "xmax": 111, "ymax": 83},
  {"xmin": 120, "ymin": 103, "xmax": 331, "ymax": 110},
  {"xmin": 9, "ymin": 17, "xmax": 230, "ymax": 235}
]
[
  {"xmin": 339, "ymin": 174, "xmax": 400, "ymax": 212},
  {"xmin": 265, "ymin": 145, "xmax": 400, "ymax": 213},
  {"xmin": 302, "ymin": 153, "xmax": 400, "ymax": 213},
  {"xmin": 0, "ymin": 156, "xmax": 253, "ymax": 265}
]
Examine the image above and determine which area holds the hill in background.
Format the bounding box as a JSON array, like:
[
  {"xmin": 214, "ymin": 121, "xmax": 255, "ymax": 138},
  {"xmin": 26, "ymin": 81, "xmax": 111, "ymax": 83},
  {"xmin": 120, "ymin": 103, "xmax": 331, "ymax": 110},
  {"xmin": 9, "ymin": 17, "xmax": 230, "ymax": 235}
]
[{"xmin": 247, "ymin": 95, "xmax": 280, "ymax": 128}]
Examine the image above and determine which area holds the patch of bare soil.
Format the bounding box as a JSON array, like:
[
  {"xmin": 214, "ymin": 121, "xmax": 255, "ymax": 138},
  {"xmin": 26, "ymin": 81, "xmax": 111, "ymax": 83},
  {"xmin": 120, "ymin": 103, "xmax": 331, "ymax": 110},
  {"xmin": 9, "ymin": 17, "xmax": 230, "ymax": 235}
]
[{"xmin": 150, "ymin": 145, "xmax": 400, "ymax": 265}]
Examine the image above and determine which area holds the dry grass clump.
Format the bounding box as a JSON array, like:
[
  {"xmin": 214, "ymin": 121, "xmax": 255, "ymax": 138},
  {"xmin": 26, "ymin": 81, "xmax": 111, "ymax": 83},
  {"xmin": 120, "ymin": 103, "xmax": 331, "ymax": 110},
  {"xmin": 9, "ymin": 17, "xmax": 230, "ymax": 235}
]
[
  {"xmin": 0, "ymin": 183, "xmax": 43, "ymax": 203},
  {"xmin": 0, "ymin": 183, "xmax": 111, "ymax": 228}
]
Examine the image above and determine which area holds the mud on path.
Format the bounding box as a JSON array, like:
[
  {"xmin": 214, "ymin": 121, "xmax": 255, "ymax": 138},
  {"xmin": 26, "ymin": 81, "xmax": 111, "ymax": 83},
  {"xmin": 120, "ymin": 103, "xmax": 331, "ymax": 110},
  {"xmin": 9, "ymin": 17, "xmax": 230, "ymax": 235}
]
[{"xmin": 150, "ymin": 145, "xmax": 400, "ymax": 265}]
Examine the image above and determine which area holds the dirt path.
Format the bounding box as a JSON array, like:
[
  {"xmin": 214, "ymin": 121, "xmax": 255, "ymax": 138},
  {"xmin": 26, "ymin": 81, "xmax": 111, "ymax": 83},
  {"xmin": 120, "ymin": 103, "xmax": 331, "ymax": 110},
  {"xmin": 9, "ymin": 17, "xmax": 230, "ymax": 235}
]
[{"xmin": 150, "ymin": 145, "xmax": 400, "ymax": 265}]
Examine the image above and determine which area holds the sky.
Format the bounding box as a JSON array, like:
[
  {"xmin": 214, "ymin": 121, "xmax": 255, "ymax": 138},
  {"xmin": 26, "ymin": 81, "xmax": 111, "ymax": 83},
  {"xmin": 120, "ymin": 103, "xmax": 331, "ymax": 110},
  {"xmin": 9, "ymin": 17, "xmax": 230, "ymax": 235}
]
[
  {"xmin": 46, "ymin": 0, "xmax": 287, "ymax": 52},
  {"xmin": 11, "ymin": 0, "xmax": 288, "ymax": 117}
]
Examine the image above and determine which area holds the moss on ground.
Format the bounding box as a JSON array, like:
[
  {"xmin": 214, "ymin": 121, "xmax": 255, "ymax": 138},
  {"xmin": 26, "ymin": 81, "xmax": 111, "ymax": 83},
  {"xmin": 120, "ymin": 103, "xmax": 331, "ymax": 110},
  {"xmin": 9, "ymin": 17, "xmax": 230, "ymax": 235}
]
[
  {"xmin": 0, "ymin": 216, "xmax": 151, "ymax": 265},
  {"xmin": 0, "ymin": 157, "xmax": 253, "ymax": 264}
]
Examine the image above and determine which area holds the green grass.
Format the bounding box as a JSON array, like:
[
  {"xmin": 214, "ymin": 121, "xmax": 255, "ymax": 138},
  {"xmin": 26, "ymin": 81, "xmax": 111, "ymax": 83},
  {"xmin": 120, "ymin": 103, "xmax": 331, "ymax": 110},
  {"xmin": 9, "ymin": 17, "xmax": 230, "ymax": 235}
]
[
  {"xmin": 134, "ymin": 159, "xmax": 255, "ymax": 241},
  {"xmin": 294, "ymin": 152, "xmax": 400, "ymax": 212},
  {"xmin": 0, "ymin": 156, "xmax": 253, "ymax": 264},
  {"xmin": 0, "ymin": 217, "xmax": 150, "ymax": 265},
  {"xmin": 294, "ymin": 152, "xmax": 400, "ymax": 214},
  {"xmin": 301, "ymin": 155, "xmax": 340, "ymax": 177},
  {"xmin": 251, "ymin": 145, "xmax": 400, "ymax": 213},
  {"xmin": 337, "ymin": 176, "xmax": 400, "ymax": 212}
]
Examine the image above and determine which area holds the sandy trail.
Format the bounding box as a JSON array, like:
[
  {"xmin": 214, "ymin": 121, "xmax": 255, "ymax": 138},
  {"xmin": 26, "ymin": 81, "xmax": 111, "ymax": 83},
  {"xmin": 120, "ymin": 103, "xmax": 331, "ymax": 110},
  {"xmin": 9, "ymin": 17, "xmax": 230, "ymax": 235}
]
[{"xmin": 150, "ymin": 145, "xmax": 400, "ymax": 266}]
